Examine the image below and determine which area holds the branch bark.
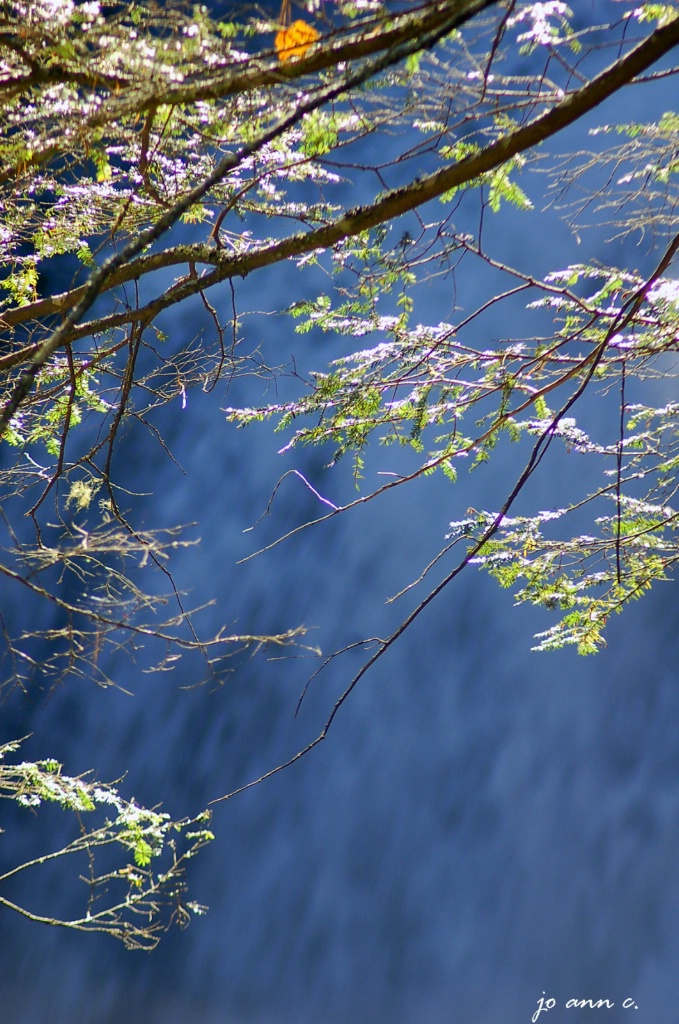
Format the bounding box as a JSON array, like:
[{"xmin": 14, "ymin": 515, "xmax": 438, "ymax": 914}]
[
  {"xmin": 0, "ymin": 0, "xmax": 497, "ymax": 436},
  {"xmin": 89, "ymin": 0, "xmax": 499, "ymax": 121},
  {"xmin": 2, "ymin": 11, "xmax": 678, "ymax": 430}
]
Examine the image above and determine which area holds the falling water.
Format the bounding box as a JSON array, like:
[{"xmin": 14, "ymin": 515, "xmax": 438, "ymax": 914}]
[{"xmin": 1, "ymin": 11, "xmax": 678, "ymax": 1023}]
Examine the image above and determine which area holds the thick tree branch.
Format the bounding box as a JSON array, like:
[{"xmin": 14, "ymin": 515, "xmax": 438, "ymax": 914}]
[
  {"xmin": 0, "ymin": 0, "xmax": 496, "ymax": 185},
  {"xmin": 0, "ymin": 0, "xmax": 497, "ymax": 435},
  {"xmin": 3, "ymin": 11, "xmax": 677, "ymax": 433},
  {"xmin": 7, "ymin": 10, "xmax": 676, "ymax": 356},
  {"xmin": 90, "ymin": 0, "xmax": 498, "ymax": 122}
]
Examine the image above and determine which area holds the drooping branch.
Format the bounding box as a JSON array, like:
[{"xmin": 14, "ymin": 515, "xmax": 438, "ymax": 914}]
[{"xmin": 210, "ymin": 223, "xmax": 679, "ymax": 804}]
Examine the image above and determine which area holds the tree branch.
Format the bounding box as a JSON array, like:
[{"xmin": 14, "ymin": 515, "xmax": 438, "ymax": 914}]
[
  {"xmin": 89, "ymin": 0, "xmax": 498, "ymax": 122},
  {"xmin": 3, "ymin": 12, "xmax": 677, "ymax": 427},
  {"xmin": 0, "ymin": 0, "xmax": 498, "ymax": 435}
]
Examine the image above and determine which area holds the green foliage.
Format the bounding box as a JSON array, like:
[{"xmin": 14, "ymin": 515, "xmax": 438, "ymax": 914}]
[
  {"xmin": 0, "ymin": 740, "xmax": 213, "ymax": 949},
  {"xmin": 227, "ymin": 247, "xmax": 679, "ymax": 656},
  {"xmin": 449, "ymin": 501, "xmax": 677, "ymax": 655},
  {"xmin": 2, "ymin": 259, "xmax": 39, "ymax": 306},
  {"xmin": 4, "ymin": 359, "xmax": 109, "ymax": 456},
  {"xmin": 632, "ymin": 3, "xmax": 679, "ymax": 26},
  {"xmin": 300, "ymin": 111, "xmax": 340, "ymax": 158}
]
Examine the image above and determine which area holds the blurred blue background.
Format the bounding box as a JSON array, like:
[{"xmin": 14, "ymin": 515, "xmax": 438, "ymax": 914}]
[{"xmin": 1, "ymin": 5, "xmax": 678, "ymax": 1022}]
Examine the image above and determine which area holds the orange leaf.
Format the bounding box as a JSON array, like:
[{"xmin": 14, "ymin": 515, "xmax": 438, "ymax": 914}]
[{"xmin": 275, "ymin": 19, "xmax": 320, "ymax": 62}]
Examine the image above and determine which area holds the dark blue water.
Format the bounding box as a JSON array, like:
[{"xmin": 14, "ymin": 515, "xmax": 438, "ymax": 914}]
[{"xmin": 2, "ymin": 12, "xmax": 679, "ymax": 1023}]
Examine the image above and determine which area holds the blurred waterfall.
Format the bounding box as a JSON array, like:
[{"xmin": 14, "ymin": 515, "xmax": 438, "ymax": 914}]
[{"xmin": 1, "ymin": 17, "xmax": 679, "ymax": 1024}]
